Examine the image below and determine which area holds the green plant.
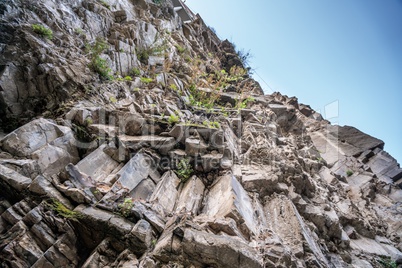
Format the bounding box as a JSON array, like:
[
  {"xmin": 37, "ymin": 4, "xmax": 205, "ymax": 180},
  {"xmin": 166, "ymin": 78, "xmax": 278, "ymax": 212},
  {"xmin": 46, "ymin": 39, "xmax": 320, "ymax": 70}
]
[
  {"xmin": 202, "ymin": 120, "xmax": 220, "ymax": 129},
  {"xmin": 99, "ymin": 0, "xmax": 110, "ymax": 9},
  {"xmin": 175, "ymin": 44, "xmax": 186, "ymax": 54},
  {"xmin": 32, "ymin": 24, "xmax": 53, "ymax": 39},
  {"xmin": 131, "ymin": 68, "xmax": 141, "ymax": 76},
  {"xmin": 378, "ymin": 257, "xmax": 397, "ymax": 268},
  {"xmin": 152, "ymin": 0, "xmax": 164, "ymax": 5},
  {"xmin": 169, "ymin": 84, "xmax": 178, "ymax": 91},
  {"xmin": 84, "ymin": 117, "xmax": 93, "ymax": 126},
  {"xmin": 48, "ymin": 199, "xmax": 81, "ymax": 220},
  {"xmin": 188, "ymin": 84, "xmax": 220, "ymax": 110},
  {"xmin": 109, "ymin": 96, "xmax": 117, "ymax": 103},
  {"xmin": 75, "ymin": 27, "xmax": 84, "ymax": 35},
  {"xmin": 346, "ymin": 170, "xmax": 354, "ymax": 177},
  {"xmin": 136, "ymin": 41, "xmax": 167, "ymax": 64},
  {"xmin": 168, "ymin": 114, "xmax": 179, "ymax": 125},
  {"xmin": 118, "ymin": 198, "xmax": 134, "ymax": 217},
  {"xmin": 87, "ymin": 37, "xmax": 114, "ymax": 80},
  {"xmin": 140, "ymin": 77, "xmax": 153, "ymax": 84},
  {"xmin": 175, "ymin": 158, "xmax": 193, "ymax": 182},
  {"xmin": 124, "ymin": 76, "xmax": 132, "ymax": 81}
]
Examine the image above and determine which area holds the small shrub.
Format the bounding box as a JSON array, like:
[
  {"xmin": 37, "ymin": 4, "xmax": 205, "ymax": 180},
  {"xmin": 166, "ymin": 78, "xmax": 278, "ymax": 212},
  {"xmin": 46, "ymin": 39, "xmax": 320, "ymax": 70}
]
[
  {"xmin": 118, "ymin": 198, "xmax": 133, "ymax": 217},
  {"xmin": 75, "ymin": 27, "xmax": 84, "ymax": 36},
  {"xmin": 48, "ymin": 199, "xmax": 81, "ymax": 220},
  {"xmin": 378, "ymin": 257, "xmax": 397, "ymax": 268},
  {"xmin": 140, "ymin": 77, "xmax": 153, "ymax": 84},
  {"xmin": 175, "ymin": 158, "xmax": 193, "ymax": 182},
  {"xmin": 168, "ymin": 114, "xmax": 179, "ymax": 125},
  {"xmin": 175, "ymin": 44, "xmax": 186, "ymax": 54},
  {"xmin": 87, "ymin": 38, "xmax": 114, "ymax": 80},
  {"xmin": 346, "ymin": 170, "xmax": 354, "ymax": 177},
  {"xmin": 131, "ymin": 68, "xmax": 141, "ymax": 76},
  {"xmin": 99, "ymin": 0, "xmax": 110, "ymax": 9},
  {"xmin": 32, "ymin": 24, "xmax": 53, "ymax": 39},
  {"xmin": 169, "ymin": 84, "xmax": 178, "ymax": 91},
  {"xmin": 124, "ymin": 76, "xmax": 132, "ymax": 81},
  {"xmin": 202, "ymin": 120, "xmax": 220, "ymax": 129},
  {"xmin": 109, "ymin": 96, "xmax": 117, "ymax": 103}
]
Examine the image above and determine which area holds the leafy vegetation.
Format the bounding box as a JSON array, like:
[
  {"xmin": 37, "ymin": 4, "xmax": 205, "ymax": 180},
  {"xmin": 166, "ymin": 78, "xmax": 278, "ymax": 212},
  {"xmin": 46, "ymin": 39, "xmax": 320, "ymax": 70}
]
[
  {"xmin": 175, "ymin": 44, "xmax": 186, "ymax": 54},
  {"xmin": 131, "ymin": 67, "xmax": 141, "ymax": 76},
  {"xmin": 136, "ymin": 41, "xmax": 167, "ymax": 64},
  {"xmin": 175, "ymin": 158, "xmax": 193, "ymax": 182},
  {"xmin": 118, "ymin": 198, "xmax": 134, "ymax": 217},
  {"xmin": 188, "ymin": 84, "xmax": 220, "ymax": 110},
  {"xmin": 378, "ymin": 257, "xmax": 397, "ymax": 268},
  {"xmin": 235, "ymin": 95, "xmax": 255, "ymax": 110},
  {"xmin": 168, "ymin": 114, "xmax": 179, "ymax": 125},
  {"xmin": 169, "ymin": 84, "xmax": 178, "ymax": 91},
  {"xmin": 202, "ymin": 120, "xmax": 220, "ymax": 129},
  {"xmin": 140, "ymin": 77, "xmax": 153, "ymax": 84},
  {"xmin": 48, "ymin": 199, "xmax": 81, "ymax": 220},
  {"xmin": 32, "ymin": 24, "xmax": 53, "ymax": 39},
  {"xmin": 98, "ymin": 0, "xmax": 110, "ymax": 9},
  {"xmin": 87, "ymin": 38, "xmax": 113, "ymax": 80},
  {"xmin": 346, "ymin": 170, "xmax": 354, "ymax": 177}
]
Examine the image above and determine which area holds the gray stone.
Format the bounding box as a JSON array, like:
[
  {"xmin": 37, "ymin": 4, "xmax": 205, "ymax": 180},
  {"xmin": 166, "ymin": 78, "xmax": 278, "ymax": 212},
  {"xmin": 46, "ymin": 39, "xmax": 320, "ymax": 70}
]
[
  {"xmin": 0, "ymin": 164, "xmax": 32, "ymax": 191},
  {"xmin": 102, "ymin": 153, "xmax": 157, "ymax": 202},
  {"xmin": 29, "ymin": 176, "xmax": 73, "ymax": 209},
  {"xmin": 185, "ymin": 137, "xmax": 208, "ymax": 156},
  {"xmin": 130, "ymin": 219, "xmax": 152, "ymax": 248},
  {"xmin": 203, "ymin": 174, "xmax": 257, "ymax": 236},
  {"xmin": 1, "ymin": 118, "xmax": 75, "ymax": 157},
  {"xmin": 128, "ymin": 178, "xmax": 156, "ymax": 201},
  {"xmin": 182, "ymin": 228, "xmax": 262, "ymax": 268},
  {"xmin": 149, "ymin": 171, "xmax": 181, "ymax": 214},
  {"xmin": 367, "ymin": 150, "xmax": 402, "ymax": 182},
  {"xmin": 264, "ymin": 195, "xmax": 329, "ymax": 266},
  {"xmin": 75, "ymin": 144, "xmax": 120, "ymax": 183},
  {"xmin": 119, "ymin": 135, "xmax": 176, "ymax": 155},
  {"xmin": 175, "ymin": 175, "xmax": 205, "ymax": 215},
  {"xmin": 310, "ymin": 125, "xmax": 384, "ymax": 167},
  {"xmin": 88, "ymin": 124, "xmax": 118, "ymax": 137},
  {"xmin": 168, "ymin": 124, "xmax": 191, "ymax": 144},
  {"xmin": 31, "ymin": 132, "xmax": 79, "ymax": 176},
  {"xmin": 201, "ymin": 153, "xmax": 223, "ymax": 172},
  {"xmin": 240, "ymin": 165, "xmax": 279, "ymax": 197}
]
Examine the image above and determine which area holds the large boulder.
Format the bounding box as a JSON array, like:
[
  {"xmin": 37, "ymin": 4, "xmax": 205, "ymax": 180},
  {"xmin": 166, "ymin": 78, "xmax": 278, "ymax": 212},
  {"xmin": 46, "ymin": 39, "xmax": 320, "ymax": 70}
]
[{"xmin": 1, "ymin": 118, "xmax": 79, "ymax": 175}]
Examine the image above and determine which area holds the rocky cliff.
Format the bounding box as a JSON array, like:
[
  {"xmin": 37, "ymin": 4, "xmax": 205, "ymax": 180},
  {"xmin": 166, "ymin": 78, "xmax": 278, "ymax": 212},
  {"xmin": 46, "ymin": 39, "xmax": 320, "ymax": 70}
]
[{"xmin": 1, "ymin": 0, "xmax": 402, "ymax": 267}]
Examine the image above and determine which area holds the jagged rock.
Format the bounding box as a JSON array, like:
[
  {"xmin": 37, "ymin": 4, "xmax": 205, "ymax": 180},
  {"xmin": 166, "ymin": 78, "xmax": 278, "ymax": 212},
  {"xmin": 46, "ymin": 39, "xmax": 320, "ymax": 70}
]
[
  {"xmin": 75, "ymin": 143, "xmax": 120, "ymax": 183},
  {"xmin": 201, "ymin": 153, "xmax": 223, "ymax": 172},
  {"xmin": 102, "ymin": 152, "xmax": 159, "ymax": 202},
  {"xmin": 0, "ymin": 0, "xmax": 400, "ymax": 266},
  {"xmin": 203, "ymin": 174, "xmax": 257, "ymax": 237},
  {"xmin": 181, "ymin": 228, "xmax": 262, "ymax": 268},
  {"xmin": 119, "ymin": 135, "xmax": 176, "ymax": 155},
  {"xmin": 264, "ymin": 195, "xmax": 329, "ymax": 266},
  {"xmin": 0, "ymin": 118, "xmax": 79, "ymax": 175},
  {"xmin": 175, "ymin": 175, "xmax": 205, "ymax": 214},
  {"xmin": 185, "ymin": 137, "xmax": 208, "ymax": 156},
  {"xmin": 366, "ymin": 149, "xmax": 402, "ymax": 182},
  {"xmin": 149, "ymin": 171, "xmax": 181, "ymax": 214},
  {"xmin": 0, "ymin": 164, "xmax": 32, "ymax": 192},
  {"xmin": 310, "ymin": 125, "xmax": 384, "ymax": 167}
]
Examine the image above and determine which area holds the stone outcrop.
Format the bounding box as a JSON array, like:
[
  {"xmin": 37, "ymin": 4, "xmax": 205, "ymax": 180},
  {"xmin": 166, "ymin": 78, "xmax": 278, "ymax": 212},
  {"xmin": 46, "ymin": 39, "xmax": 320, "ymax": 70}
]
[{"xmin": 0, "ymin": 0, "xmax": 401, "ymax": 267}]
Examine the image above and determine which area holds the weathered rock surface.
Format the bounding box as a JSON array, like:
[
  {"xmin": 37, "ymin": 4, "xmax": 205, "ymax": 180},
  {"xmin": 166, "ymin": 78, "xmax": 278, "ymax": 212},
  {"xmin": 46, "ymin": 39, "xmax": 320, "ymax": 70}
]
[{"xmin": 0, "ymin": 0, "xmax": 401, "ymax": 267}]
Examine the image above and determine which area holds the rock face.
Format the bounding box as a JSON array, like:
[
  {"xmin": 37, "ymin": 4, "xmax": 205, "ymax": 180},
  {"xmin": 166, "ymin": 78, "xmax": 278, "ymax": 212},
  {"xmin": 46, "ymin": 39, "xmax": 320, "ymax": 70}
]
[{"xmin": 1, "ymin": 0, "xmax": 402, "ymax": 267}]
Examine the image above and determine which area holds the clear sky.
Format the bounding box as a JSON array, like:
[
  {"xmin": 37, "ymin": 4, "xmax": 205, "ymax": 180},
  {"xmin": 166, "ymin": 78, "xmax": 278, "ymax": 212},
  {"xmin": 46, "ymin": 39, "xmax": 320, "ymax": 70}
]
[{"xmin": 186, "ymin": 0, "xmax": 402, "ymax": 164}]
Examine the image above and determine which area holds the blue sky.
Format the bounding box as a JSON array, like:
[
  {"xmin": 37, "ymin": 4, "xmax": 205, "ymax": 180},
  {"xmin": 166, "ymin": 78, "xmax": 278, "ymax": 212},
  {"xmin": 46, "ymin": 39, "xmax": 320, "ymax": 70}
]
[{"xmin": 186, "ymin": 0, "xmax": 402, "ymax": 164}]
